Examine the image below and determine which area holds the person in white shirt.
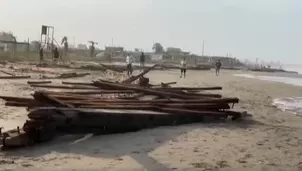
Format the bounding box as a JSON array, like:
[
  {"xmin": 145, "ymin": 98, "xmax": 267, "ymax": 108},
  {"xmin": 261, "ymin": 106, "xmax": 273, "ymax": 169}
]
[
  {"xmin": 180, "ymin": 58, "xmax": 187, "ymax": 78},
  {"xmin": 126, "ymin": 53, "xmax": 133, "ymax": 76}
]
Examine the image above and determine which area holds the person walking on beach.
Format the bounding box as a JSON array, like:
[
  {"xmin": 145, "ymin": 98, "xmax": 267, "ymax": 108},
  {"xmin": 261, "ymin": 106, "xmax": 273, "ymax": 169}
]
[
  {"xmin": 215, "ymin": 59, "xmax": 222, "ymax": 76},
  {"xmin": 39, "ymin": 47, "xmax": 44, "ymax": 64},
  {"xmin": 126, "ymin": 53, "xmax": 133, "ymax": 76},
  {"xmin": 140, "ymin": 52, "xmax": 145, "ymax": 68},
  {"xmin": 180, "ymin": 58, "xmax": 187, "ymax": 78},
  {"xmin": 53, "ymin": 47, "xmax": 60, "ymax": 63}
]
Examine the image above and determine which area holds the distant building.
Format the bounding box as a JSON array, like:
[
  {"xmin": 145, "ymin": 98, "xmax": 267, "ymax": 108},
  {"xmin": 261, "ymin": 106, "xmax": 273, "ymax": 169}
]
[
  {"xmin": 77, "ymin": 44, "xmax": 88, "ymax": 50},
  {"xmin": 0, "ymin": 32, "xmax": 30, "ymax": 52},
  {"xmin": 0, "ymin": 32, "xmax": 15, "ymax": 42},
  {"xmin": 150, "ymin": 53, "xmax": 164, "ymax": 61},
  {"xmin": 0, "ymin": 32, "xmax": 16, "ymax": 52},
  {"xmin": 105, "ymin": 46, "xmax": 124, "ymax": 57},
  {"xmin": 166, "ymin": 47, "xmax": 182, "ymax": 53}
]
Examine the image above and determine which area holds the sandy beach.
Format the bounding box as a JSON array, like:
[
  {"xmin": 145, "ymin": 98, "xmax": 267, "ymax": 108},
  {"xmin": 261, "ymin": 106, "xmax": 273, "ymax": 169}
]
[{"xmin": 0, "ymin": 66, "xmax": 302, "ymax": 171}]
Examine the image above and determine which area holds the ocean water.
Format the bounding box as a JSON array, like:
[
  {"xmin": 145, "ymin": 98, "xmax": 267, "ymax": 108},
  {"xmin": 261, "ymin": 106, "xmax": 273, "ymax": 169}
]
[
  {"xmin": 234, "ymin": 65, "xmax": 302, "ymax": 115},
  {"xmin": 272, "ymin": 97, "xmax": 302, "ymax": 114},
  {"xmin": 233, "ymin": 74, "xmax": 302, "ymax": 86}
]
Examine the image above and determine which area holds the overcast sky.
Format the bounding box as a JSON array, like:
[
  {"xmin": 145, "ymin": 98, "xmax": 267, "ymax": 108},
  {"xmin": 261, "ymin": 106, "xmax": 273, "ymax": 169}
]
[{"xmin": 1, "ymin": 0, "xmax": 301, "ymax": 63}]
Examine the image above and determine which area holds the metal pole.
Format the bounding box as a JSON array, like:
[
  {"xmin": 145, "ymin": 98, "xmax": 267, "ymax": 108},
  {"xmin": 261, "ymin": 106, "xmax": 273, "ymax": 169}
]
[{"xmin": 47, "ymin": 27, "xmax": 50, "ymax": 49}]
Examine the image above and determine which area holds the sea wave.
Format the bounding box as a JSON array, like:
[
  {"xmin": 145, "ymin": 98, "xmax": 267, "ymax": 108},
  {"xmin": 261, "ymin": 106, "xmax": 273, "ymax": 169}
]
[
  {"xmin": 234, "ymin": 73, "xmax": 302, "ymax": 115},
  {"xmin": 273, "ymin": 97, "xmax": 302, "ymax": 115}
]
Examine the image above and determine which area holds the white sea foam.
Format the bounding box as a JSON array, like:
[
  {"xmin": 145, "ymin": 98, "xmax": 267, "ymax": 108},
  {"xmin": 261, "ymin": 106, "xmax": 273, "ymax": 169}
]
[
  {"xmin": 234, "ymin": 73, "xmax": 302, "ymax": 115},
  {"xmin": 272, "ymin": 97, "xmax": 302, "ymax": 115}
]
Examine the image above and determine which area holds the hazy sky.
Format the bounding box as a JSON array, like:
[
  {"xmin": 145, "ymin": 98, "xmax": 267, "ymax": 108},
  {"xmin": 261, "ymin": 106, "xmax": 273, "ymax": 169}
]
[{"xmin": 1, "ymin": 0, "xmax": 301, "ymax": 63}]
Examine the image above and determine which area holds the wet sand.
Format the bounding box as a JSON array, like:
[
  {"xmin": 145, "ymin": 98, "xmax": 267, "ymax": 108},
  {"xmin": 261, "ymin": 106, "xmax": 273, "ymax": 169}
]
[{"xmin": 0, "ymin": 66, "xmax": 302, "ymax": 171}]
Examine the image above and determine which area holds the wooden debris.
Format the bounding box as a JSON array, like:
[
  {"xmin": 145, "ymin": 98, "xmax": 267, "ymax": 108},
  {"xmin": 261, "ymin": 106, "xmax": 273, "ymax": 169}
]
[
  {"xmin": 27, "ymin": 81, "xmax": 52, "ymax": 85},
  {"xmin": 0, "ymin": 69, "xmax": 15, "ymax": 76},
  {"xmin": 154, "ymin": 86, "xmax": 222, "ymax": 91},
  {"xmin": 157, "ymin": 82, "xmax": 177, "ymax": 88},
  {"xmin": 61, "ymin": 81, "xmax": 94, "ymax": 86},
  {"xmin": 0, "ymin": 76, "xmax": 31, "ymax": 79},
  {"xmin": 58, "ymin": 72, "xmax": 90, "ymax": 79},
  {"xmin": 122, "ymin": 64, "xmax": 157, "ymax": 84},
  {"xmin": 0, "ymin": 96, "xmax": 35, "ymax": 103},
  {"xmin": 0, "ymin": 76, "xmax": 248, "ymax": 150},
  {"xmin": 42, "ymin": 90, "xmax": 136, "ymax": 95},
  {"xmin": 94, "ymin": 81, "xmax": 218, "ymax": 99},
  {"xmin": 30, "ymin": 84, "xmax": 99, "ymax": 90},
  {"xmin": 42, "ymin": 72, "xmax": 90, "ymax": 79}
]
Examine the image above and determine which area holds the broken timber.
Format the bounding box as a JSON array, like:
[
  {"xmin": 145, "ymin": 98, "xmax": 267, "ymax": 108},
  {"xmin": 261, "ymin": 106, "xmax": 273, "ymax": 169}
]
[
  {"xmin": 94, "ymin": 81, "xmax": 219, "ymax": 99},
  {"xmin": 122, "ymin": 64, "xmax": 157, "ymax": 84},
  {"xmin": 30, "ymin": 84, "xmax": 99, "ymax": 90},
  {"xmin": 27, "ymin": 81, "xmax": 52, "ymax": 85},
  {"xmin": 0, "ymin": 76, "xmax": 31, "ymax": 79},
  {"xmin": 0, "ymin": 69, "xmax": 15, "ymax": 76},
  {"xmin": 0, "ymin": 75, "xmax": 247, "ymax": 150}
]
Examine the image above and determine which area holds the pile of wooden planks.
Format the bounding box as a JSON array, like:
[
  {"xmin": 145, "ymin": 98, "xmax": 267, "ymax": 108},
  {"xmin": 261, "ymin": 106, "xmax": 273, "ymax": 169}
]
[{"xmin": 0, "ymin": 65, "xmax": 248, "ymax": 150}]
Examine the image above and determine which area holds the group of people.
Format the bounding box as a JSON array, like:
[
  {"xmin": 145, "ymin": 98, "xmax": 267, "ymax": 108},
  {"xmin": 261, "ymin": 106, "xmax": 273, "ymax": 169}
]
[
  {"xmin": 179, "ymin": 58, "xmax": 222, "ymax": 78},
  {"xmin": 125, "ymin": 53, "xmax": 222, "ymax": 78},
  {"xmin": 39, "ymin": 46, "xmax": 60, "ymax": 63},
  {"xmin": 126, "ymin": 52, "xmax": 145, "ymax": 76}
]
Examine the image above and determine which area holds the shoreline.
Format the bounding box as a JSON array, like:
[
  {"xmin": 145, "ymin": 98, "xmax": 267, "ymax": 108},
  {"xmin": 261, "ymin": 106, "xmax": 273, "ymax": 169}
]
[{"xmin": 249, "ymin": 68, "xmax": 298, "ymax": 74}]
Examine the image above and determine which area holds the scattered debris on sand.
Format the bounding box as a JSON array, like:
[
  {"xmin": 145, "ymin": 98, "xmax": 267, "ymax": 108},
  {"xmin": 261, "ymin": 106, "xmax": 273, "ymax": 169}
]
[
  {"xmin": 41, "ymin": 72, "xmax": 91, "ymax": 79},
  {"xmin": 0, "ymin": 68, "xmax": 30, "ymax": 79}
]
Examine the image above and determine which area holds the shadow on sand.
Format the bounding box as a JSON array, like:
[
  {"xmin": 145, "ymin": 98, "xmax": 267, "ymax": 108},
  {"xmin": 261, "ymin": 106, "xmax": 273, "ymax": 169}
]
[{"xmin": 3, "ymin": 119, "xmax": 262, "ymax": 171}]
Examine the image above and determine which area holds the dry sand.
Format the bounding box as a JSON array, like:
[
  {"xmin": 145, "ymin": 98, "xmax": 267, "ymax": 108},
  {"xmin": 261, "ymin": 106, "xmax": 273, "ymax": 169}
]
[{"xmin": 0, "ymin": 65, "xmax": 301, "ymax": 171}]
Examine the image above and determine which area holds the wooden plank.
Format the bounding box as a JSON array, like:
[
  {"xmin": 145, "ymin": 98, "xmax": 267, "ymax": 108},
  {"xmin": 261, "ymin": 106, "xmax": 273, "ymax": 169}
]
[
  {"xmin": 0, "ymin": 96, "xmax": 35, "ymax": 103},
  {"xmin": 154, "ymin": 86, "xmax": 222, "ymax": 91},
  {"xmin": 5, "ymin": 101, "xmax": 42, "ymax": 108},
  {"xmin": 27, "ymin": 81, "xmax": 52, "ymax": 85},
  {"xmin": 61, "ymin": 81, "xmax": 94, "ymax": 86},
  {"xmin": 0, "ymin": 69, "xmax": 15, "ymax": 76},
  {"xmin": 59, "ymin": 97, "xmax": 239, "ymax": 104},
  {"xmin": 30, "ymin": 84, "xmax": 99, "ymax": 90},
  {"xmin": 0, "ymin": 76, "xmax": 31, "ymax": 79},
  {"xmin": 33, "ymin": 92, "xmax": 74, "ymax": 108},
  {"xmin": 42, "ymin": 90, "xmax": 136, "ymax": 95},
  {"xmin": 122, "ymin": 64, "xmax": 157, "ymax": 83},
  {"xmin": 58, "ymin": 72, "xmax": 90, "ymax": 79},
  {"xmin": 94, "ymin": 81, "xmax": 213, "ymax": 99}
]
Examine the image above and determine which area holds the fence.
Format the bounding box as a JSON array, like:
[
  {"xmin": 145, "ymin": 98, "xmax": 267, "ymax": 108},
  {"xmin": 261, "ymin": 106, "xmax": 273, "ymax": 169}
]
[{"xmin": 0, "ymin": 40, "xmax": 105, "ymax": 62}]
